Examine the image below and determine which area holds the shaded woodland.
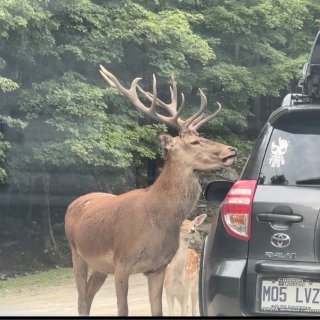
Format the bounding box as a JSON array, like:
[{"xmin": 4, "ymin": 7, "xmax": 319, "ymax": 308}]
[{"xmin": 0, "ymin": 0, "xmax": 319, "ymax": 270}]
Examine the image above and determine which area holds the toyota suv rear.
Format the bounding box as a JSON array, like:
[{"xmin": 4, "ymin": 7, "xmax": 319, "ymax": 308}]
[{"xmin": 199, "ymin": 31, "xmax": 320, "ymax": 316}]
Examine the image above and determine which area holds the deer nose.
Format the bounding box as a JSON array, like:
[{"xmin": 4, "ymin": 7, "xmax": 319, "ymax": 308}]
[
  {"xmin": 229, "ymin": 146, "xmax": 238, "ymax": 153},
  {"xmin": 190, "ymin": 229, "xmax": 196, "ymax": 234}
]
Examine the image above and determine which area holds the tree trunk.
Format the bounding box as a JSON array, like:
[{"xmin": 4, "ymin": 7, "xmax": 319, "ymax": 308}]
[
  {"xmin": 25, "ymin": 181, "xmax": 35, "ymax": 239},
  {"xmin": 252, "ymin": 95, "xmax": 262, "ymax": 131},
  {"xmin": 26, "ymin": 181, "xmax": 34, "ymax": 226},
  {"xmin": 235, "ymin": 39, "xmax": 240, "ymax": 63},
  {"xmin": 252, "ymin": 54, "xmax": 262, "ymax": 131},
  {"xmin": 42, "ymin": 175, "xmax": 60, "ymax": 259}
]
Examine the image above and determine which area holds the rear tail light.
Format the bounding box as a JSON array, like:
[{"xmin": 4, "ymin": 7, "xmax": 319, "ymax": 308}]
[{"xmin": 221, "ymin": 180, "xmax": 257, "ymax": 240}]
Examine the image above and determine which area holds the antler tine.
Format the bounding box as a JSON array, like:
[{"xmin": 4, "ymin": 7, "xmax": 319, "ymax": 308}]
[
  {"xmin": 136, "ymin": 76, "xmax": 187, "ymax": 127},
  {"xmin": 100, "ymin": 65, "xmax": 221, "ymax": 134},
  {"xmin": 99, "ymin": 65, "xmax": 119, "ymax": 88},
  {"xmin": 100, "ymin": 65, "xmax": 183, "ymax": 131},
  {"xmin": 169, "ymin": 76, "xmax": 178, "ymax": 111},
  {"xmin": 137, "ymin": 85, "xmax": 186, "ymax": 119},
  {"xmin": 100, "ymin": 65, "xmax": 157, "ymax": 116},
  {"xmin": 174, "ymin": 92, "xmax": 185, "ymax": 119},
  {"xmin": 137, "ymin": 83, "xmax": 172, "ymax": 114},
  {"xmin": 150, "ymin": 74, "xmax": 157, "ymax": 114},
  {"xmin": 190, "ymin": 113, "xmax": 205, "ymax": 127},
  {"xmin": 139, "ymin": 76, "xmax": 177, "ymax": 114},
  {"xmin": 182, "ymin": 89, "xmax": 208, "ymax": 130},
  {"xmin": 167, "ymin": 77, "xmax": 188, "ymax": 123},
  {"xmin": 190, "ymin": 101, "xmax": 222, "ymax": 132}
]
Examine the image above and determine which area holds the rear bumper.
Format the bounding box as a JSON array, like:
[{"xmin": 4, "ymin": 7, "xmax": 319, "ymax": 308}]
[
  {"xmin": 246, "ymin": 259, "xmax": 320, "ymax": 316},
  {"xmin": 199, "ymin": 236, "xmax": 247, "ymax": 316},
  {"xmin": 199, "ymin": 245, "xmax": 320, "ymax": 317}
]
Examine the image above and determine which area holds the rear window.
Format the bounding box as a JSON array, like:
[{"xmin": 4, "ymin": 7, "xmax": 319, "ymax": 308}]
[{"xmin": 259, "ymin": 110, "xmax": 320, "ymax": 186}]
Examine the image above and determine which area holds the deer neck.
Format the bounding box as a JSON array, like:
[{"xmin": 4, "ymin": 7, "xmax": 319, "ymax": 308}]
[
  {"xmin": 148, "ymin": 153, "xmax": 201, "ymax": 223},
  {"xmin": 169, "ymin": 238, "xmax": 190, "ymax": 273}
]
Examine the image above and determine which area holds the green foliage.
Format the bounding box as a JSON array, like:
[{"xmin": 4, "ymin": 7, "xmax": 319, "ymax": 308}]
[
  {"xmin": 6, "ymin": 72, "xmax": 165, "ymax": 190},
  {"xmin": 0, "ymin": 0, "xmax": 319, "ymax": 200},
  {"xmin": 0, "ymin": 77, "xmax": 19, "ymax": 92}
]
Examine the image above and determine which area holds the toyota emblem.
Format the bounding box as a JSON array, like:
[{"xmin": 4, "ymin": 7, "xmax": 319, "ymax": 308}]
[{"xmin": 271, "ymin": 233, "xmax": 290, "ymax": 248}]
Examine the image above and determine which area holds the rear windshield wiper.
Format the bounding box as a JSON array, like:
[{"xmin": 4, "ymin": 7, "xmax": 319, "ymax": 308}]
[{"xmin": 296, "ymin": 177, "xmax": 320, "ymax": 185}]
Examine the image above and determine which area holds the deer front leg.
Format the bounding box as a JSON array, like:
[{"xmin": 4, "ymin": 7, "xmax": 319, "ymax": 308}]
[
  {"xmin": 166, "ymin": 290, "xmax": 175, "ymax": 316},
  {"xmin": 114, "ymin": 265, "xmax": 130, "ymax": 316},
  {"xmin": 177, "ymin": 292, "xmax": 189, "ymax": 316},
  {"xmin": 146, "ymin": 268, "xmax": 166, "ymax": 316}
]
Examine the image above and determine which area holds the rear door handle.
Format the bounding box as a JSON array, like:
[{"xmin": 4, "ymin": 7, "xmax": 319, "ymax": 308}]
[{"xmin": 257, "ymin": 213, "xmax": 303, "ymax": 223}]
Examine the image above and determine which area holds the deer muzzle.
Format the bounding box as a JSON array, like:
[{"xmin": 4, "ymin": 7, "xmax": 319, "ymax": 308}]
[{"xmin": 222, "ymin": 147, "xmax": 238, "ymax": 166}]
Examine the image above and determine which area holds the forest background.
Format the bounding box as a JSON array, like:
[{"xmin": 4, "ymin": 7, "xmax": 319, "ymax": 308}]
[{"xmin": 0, "ymin": 0, "xmax": 319, "ymax": 274}]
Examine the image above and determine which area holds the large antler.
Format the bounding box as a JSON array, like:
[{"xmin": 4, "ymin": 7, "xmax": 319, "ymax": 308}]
[{"xmin": 99, "ymin": 65, "xmax": 221, "ymax": 135}]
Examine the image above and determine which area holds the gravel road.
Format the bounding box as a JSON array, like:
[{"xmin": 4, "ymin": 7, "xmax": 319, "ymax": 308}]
[{"xmin": 0, "ymin": 273, "xmax": 198, "ymax": 316}]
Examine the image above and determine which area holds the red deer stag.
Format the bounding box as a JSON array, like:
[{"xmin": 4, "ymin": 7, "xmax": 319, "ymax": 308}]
[
  {"xmin": 164, "ymin": 214, "xmax": 207, "ymax": 316},
  {"xmin": 64, "ymin": 65, "xmax": 237, "ymax": 316}
]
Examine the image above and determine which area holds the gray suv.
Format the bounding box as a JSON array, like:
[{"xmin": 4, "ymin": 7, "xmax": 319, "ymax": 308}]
[{"xmin": 199, "ymin": 31, "xmax": 320, "ymax": 316}]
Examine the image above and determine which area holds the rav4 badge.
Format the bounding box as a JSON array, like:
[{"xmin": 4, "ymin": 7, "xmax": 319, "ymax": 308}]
[{"xmin": 265, "ymin": 252, "xmax": 296, "ymax": 259}]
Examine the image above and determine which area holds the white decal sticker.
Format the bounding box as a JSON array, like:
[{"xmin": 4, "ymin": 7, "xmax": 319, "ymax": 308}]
[{"xmin": 268, "ymin": 137, "xmax": 288, "ymax": 168}]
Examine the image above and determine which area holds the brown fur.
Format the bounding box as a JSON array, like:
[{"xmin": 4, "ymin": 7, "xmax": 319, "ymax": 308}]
[
  {"xmin": 164, "ymin": 214, "xmax": 207, "ymax": 316},
  {"xmin": 64, "ymin": 134, "xmax": 236, "ymax": 316},
  {"xmin": 65, "ymin": 67, "xmax": 237, "ymax": 316}
]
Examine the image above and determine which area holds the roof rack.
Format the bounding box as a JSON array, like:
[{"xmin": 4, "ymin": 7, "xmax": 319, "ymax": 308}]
[
  {"xmin": 281, "ymin": 93, "xmax": 311, "ymax": 107},
  {"xmin": 298, "ymin": 31, "xmax": 320, "ymax": 101},
  {"xmin": 291, "ymin": 94, "xmax": 311, "ymax": 105}
]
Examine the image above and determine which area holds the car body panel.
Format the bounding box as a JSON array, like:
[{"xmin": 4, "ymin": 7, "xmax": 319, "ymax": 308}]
[
  {"xmin": 249, "ymin": 185, "xmax": 320, "ymax": 262},
  {"xmin": 200, "ymin": 31, "xmax": 320, "ymax": 315},
  {"xmin": 200, "ymin": 233, "xmax": 247, "ymax": 316},
  {"xmin": 200, "ymin": 103, "xmax": 320, "ymax": 316},
  {"xmin": 245, "ymin": 259, "xmax": 320, "ymax": 316}
]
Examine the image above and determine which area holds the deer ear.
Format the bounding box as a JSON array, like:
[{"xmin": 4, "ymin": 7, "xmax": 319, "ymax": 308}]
[
  {"xmin": 157, "ymin": 133, "xmax": 174, "ymax": 149},
  {"xmin": 193, "ymin": 213, "xmax": 207, "ymax": 227}
]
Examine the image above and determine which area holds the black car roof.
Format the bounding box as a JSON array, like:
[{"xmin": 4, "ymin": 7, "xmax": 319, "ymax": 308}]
[{"xmin": 268, "ymin": 95, "xmax": 320, "ymax": 126}]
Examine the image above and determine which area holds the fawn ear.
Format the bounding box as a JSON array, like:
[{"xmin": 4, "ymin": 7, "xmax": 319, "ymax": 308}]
[
  {"xmin": 157, "ymin": 132, "xmax": 174, "ymax": 149},
  {"xmin": 193, "ymin": 213, "xmax": 207, "ymax": 227}
]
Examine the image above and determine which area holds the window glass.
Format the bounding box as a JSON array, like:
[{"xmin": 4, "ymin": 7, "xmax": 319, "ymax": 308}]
[{"xmin": 259, "ymin": 112, "xmax": 320, "ymax": 186}]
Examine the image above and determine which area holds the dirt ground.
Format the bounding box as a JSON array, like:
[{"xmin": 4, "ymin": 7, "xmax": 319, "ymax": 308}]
[
  {"xmin": 0, "ymin": 273, "xmax": 198, "ymax": 317},
  {"xmin": 0, "ymin": 208, "xmax": 213, "ymax": 317}
]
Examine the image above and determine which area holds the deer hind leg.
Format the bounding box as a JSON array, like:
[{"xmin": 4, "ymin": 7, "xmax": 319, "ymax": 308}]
[
  {"xmin": 145, "ymin": 268, "xmax": 166, "ymax": 316},
  {"xmin": 85, "ymin": 271, "xmax": 108, "ymax": 314},
  {"xmin": 191, "ymin": 286, "xmax": 198, "ymax": 316},
  {"xmin": 71, "ymin": 248, "xmax": 89, "ymax": 315},
  {"xmin": 176, "ymin": 291, "xmax": 189, "ymax": 316}
]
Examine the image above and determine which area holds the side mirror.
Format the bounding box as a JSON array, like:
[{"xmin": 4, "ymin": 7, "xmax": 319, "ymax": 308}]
[{"xmin": 203, "ymin": 180, "xmax": 235, "ymax": 205}]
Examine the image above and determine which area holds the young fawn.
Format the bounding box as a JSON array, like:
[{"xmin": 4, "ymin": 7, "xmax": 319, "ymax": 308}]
[{"xmin": 164, "ymin": 213, "xmax": 207, "ymax": 316}]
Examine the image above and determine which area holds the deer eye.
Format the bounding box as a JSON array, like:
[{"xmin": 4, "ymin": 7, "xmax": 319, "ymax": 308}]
[{"xmin": 190, "ymin": 140, "xmax": 200, "ymax": 145}]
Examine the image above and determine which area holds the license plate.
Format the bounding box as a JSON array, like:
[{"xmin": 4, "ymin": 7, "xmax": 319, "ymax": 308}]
[{"xmin": 260, "ymin": 278, "xmax": 320, "ymax": 313}]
